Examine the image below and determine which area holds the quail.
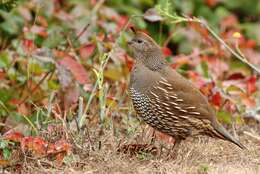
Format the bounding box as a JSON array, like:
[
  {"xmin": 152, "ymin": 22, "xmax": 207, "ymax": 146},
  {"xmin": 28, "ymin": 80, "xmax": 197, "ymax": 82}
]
[{"xmin": 127, "ymin": 31, "xmax": 245, "ymax": 149}]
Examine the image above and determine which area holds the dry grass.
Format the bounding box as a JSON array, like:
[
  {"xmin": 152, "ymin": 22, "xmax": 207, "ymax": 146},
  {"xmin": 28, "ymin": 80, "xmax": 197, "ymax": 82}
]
[{"xmin": 16, "ymin": 125, "xmax": 260, "ymax": 174}]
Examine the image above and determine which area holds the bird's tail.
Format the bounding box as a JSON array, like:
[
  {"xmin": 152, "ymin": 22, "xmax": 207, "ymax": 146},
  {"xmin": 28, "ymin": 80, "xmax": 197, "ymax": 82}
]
[{"xmin": 214, "ymin": 124, "xmax": 246, "ymax": 149}]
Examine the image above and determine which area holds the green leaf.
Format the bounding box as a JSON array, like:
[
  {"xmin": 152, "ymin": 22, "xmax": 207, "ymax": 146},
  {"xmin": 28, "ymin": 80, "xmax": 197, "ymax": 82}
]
[
  {"xmin": 0, "ymin": 140, "xmax": 12, "ymax": 159},
  {"xmin": 0, "ymin": 51, "xmax": 10, "ymax": 68},
  {"xmin": 217, "ymin": 111, "xmax": 232, "ymax": 124},
  {"xmin": 0, "ymin": 10, "xmax": 24, "ymax": 35},
  {"xmin": 200, "ymin": 61, "xmax": 209, "ymax": 78},
  {"xmin": 0, "ymin": 88, "xmax": 12, "ymax": 104},
  {"xmin": 3, "ymin": 148, "xmax": 11, "ymax": 159},
  {"xmin": 48, "ymin": 80, "xmax": 60, "ymax": 90},
  {"xmin": 226, "ymin": 85, "xmax": 245, "ymax": 93},
  {"xmin": 0, "ymin": 140, "xmax": 8, "ymax": 149},
  {"xmin": 0, "ymin": 0, "xmax": 18, "ymax": 12},
  {"xmin": 42, "ymin": 26, "xmax": 66, "ymax": 48},
  {"xmin": 29, "ymin": 62, "xmax": 44, "ymax": 75},
  {"xmin": 230, "ymin": 60, "xmax": 251, "ymax": 75}
]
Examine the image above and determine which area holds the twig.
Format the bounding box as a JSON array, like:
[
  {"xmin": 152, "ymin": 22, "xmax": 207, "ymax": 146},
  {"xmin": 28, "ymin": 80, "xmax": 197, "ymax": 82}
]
[
  {"xmin": 244, "ymin": 131, "xmax": 260, "ymax": 142},
  {"xmin": 19, "ymin": 71, "xmax": 51, "ymax": 105},
  {"xmin": 202, "ymin": 22, "xmax": 260, "ymax": 74},
  {"xmin": 75, "ymin": 24, "xmax": 90, "ymax": 42},
  {"xmin": 156, "ymin": 5, "xmax": 260, "ymax": 74}
]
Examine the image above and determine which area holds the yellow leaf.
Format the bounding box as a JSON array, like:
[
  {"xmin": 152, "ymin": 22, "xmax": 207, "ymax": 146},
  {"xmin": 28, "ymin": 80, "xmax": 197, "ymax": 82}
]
[{"xmin": 104, "ymin": 68, "xmax": 124, "ymax": 81}]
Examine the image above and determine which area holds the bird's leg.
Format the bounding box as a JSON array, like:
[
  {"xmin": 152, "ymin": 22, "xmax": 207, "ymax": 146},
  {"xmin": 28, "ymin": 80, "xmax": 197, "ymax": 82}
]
[
  {"xmin": 149, "ymin": 129, "xmax": 156, "ymax": 145},
  {"xmin": 166, "ymin": 138, "xmax": 181, "ymax": 159}
]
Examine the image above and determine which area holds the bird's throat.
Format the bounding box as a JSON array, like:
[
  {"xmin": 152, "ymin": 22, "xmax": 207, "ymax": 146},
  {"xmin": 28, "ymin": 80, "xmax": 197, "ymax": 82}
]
[{"xmin": 141, "ymin": 53, "xmax": 166, "ymax": 71}]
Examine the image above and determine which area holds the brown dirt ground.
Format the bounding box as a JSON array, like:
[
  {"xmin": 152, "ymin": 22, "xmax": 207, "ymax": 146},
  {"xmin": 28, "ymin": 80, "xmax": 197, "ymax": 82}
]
[{"xmin": 15, "ymin": 125, "xmax": 260, "ymax": 174}]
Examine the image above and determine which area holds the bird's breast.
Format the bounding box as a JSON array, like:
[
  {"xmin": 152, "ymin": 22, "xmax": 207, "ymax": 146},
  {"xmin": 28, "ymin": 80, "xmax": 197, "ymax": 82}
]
[{"xmin": 129, "ymin": 63, "xmax": 160, "ymax": 94}]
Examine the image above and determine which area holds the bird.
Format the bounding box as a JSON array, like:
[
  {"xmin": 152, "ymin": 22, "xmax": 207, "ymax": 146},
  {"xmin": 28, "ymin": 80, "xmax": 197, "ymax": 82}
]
[{"xmin": 127, "ymin": 30, "xmax": 245, "ymax": 150}]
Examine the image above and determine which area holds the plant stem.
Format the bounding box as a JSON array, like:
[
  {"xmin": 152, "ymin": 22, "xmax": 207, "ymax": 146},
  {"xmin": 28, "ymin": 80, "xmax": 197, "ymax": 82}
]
[{"xmin": 157, "ymin": 7, "xmax": 260, "ymax": 74}]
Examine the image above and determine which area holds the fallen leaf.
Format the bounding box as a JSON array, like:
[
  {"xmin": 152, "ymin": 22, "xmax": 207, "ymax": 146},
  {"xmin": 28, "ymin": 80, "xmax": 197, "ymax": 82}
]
[
  {"xmin": 247, "ymin": 75, "xmax": 257, "ymax": 95},
  {"xmin": 3, "ymin": 131, "xmax": 24, "ymax": 142},
  {"xmin": 227, "ymin": 72, "xmax": 245, "ymax": 80},
  {"xmin": 205, "ymin": 0, "xmax": 219, "ymax": 7},
  {"xmin": 22, "ymin": 39, "xmax": 36, "ymax": 54},
  {"xmin": 58, "ymin": 55, "xmax": 89, "ymax": 84},
  {"xmin": 190, "ymin": 22, "xmax": 211, "ymax": 43},
  {"xmin": 62, "ymin": 84, "xmax": 80, "ymax": 112},
  {"xmin": 21, "ymin": 136, "xmax": 48, "ymax": 156},
  {"xmin": 220, "ymin": 15, "xmax": 238, "ymax": 30},
  {"xmin": 200, "ymin": 81, "xmax": 215, "ymax": 97},
  {"xmin": 79, "ymin": 44, "xmax": 95, "ymax": 60},
  {"xmin": 104, "ymin": 67, "xmax": 124, "ymax": 81},
  {"xmin": 161, "ymin": 47, "xmax": 172, "ymax": 57},
  {"xmin": 0, "ymin": 72, "xmax": 5, "ymax": 80},
  {"xmin": 54, "ymin": 139, "xmax": 71, "ymax": 153},
  {"xmin": 125, "ymin": 55, "xmax": 134, "ymax": 71},
  {"xmin": 240, "ymin": 93, "xmax": 256, "ymax": 108},
  {"xmin": 188, "ymin": 71, "xmax": 207, "ymax": 88},
  {"xmin": 211, "ymin": 91, "xmax": 222, "ymax": 107},
  {"xmin": 116, "ymin": 15, "xmax": 129, "ymax": 32},
  {"xmin": 31, "ymin": 25, "xmax": 48, "ymax": 37}
]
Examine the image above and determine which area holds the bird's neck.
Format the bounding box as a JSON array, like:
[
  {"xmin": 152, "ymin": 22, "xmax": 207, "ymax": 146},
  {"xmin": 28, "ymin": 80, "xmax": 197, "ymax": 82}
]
[{"xmin": 135, "ymin": 51, "xmax": 166, "ymax": 71}]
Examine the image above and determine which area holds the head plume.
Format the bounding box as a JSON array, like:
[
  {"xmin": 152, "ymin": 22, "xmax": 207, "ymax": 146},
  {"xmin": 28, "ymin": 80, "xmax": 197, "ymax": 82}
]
[
  {"xmin": 127, "ymin": 30, "xmax": 166, "ymax": 70},
  {"xmin": 128, "ymin": 31, "xmax": 161, "ymax": 53}
]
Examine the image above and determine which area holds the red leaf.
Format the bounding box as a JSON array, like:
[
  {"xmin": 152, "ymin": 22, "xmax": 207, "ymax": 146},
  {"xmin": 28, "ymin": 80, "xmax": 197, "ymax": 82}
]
[
  {"xmin": 155, "ymin": 130, "xmax": 175, "ymax": 144},
  {"xmin": 220, "ymin": 15, "xmax": 238, "ymax": 30},
  {"xmin": 54, "ymin": 139, "xmax": 71, "ymax": 153},
  {"xmin": 247, "ymin": 75, "xmax": 257, "ymax": 95},
  {"xmin": 161, "ymin": 47, "xmax": 172, "ymax": 57},
  {"xmin": 211, "ymin": 91, "xmax": 222, "ymax": 107},
  {"xmin": 3, "ymin": 131, "xmax": 24, "ymax": 142},
  {"xmin": 79, "ymin": 44, "xmax": 95, "ymax": 60},
  {"xmin": 22, "ymin": 39, "xmax": 36, "ymax": 54},
  {"xmin": 58, "ymin": 56, "xmax": 89, "ymax": 84},
  {"xmin": 17, "ymin": 103, "xmax": 29, "ymax": 116},
  {"xmin": 227, "ymin": 73, "xmax": 245, "ymax": 80},
  {"xmin": 245, "ymin": 39, "xmax": 257, "ymax": 48},
  {"xmin": 47, "ymin": 143, "xmax": 56, "ymax": 154},
  {"xmin": 171, "ymin": 55, "xmax": 190, "ymax": 68},
  {"xmin": 55, "ymin": 153, "xmax": 66, "ymax": 165},
  {"xmin": 190, "ymin": 22, "xmax": 211, "ymax": 43},
  {"xmin": 37, "ymin": 16, "xmax": 48, "ymax": 27},
  {"xmin": 91, "ymin": 0, "xmax": 97, "ymax": 5},
  {"xmin": 240, "ymin": 93, "xmax": 256, "ymax": 108},
  {"xmin": 200, "ymin": 82, "xmax": 215, "ymax": 97},
  {"xmin": 46, "ymin": 139, "xmax": 71, "ymax": 164},
  {"xmin": 188, "ymin": 71, "xmax": 207, "ymax": 88},
  {"xmin": 31, "ymin": 25, "xmax": 48, "ymax": 38},
  {"xmin": 8, "ymin": 99, "xmax": 21, "ymax": 105},
  {"xmin": 224, "ymin": 100, "xmax": 237, "ymax": 113},
  {"xmin": 116, "ymin": 15, "xmax": 128, "ymax": 32},
  {"xmin": 0, "ymin": 72, "xmax": 5, "ymax": 80},
  {"xmin": 205, "ymin": 0, "xmax": 219, "ymax": 7},
  {"xmin": 21, "ymin": 136, "xmax": 48, "ymax": 156},
  {"xmin": 125, "ymin": 55, "xmax": 134, "ymax": 71}
]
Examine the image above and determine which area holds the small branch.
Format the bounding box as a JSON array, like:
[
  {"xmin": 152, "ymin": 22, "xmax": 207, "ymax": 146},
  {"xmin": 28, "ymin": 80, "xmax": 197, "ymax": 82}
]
[
  {"xmin": 244, "ymin": 131, "xmax": 260, "ymax": 142},
  {"xmin": 202, "ymin": 22, "xmax": 260, "ymax": 74},
  {"xmin": 19, "ymin": 71, "xmax": 51, "ymax": 105},
  {"xmin": 157, "ymin": 6, "xmax": 260, "ymax": 74},
  {"xmin": 75, "ymin": 24, "xmax": 90, "ymax": 42}
]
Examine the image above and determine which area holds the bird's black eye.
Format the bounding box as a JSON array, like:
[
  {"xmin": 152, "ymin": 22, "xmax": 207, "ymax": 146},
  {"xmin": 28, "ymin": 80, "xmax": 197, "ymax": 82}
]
[{"xmin": 137, "ymin": 39, "xmax": 143, "ymax": 43}]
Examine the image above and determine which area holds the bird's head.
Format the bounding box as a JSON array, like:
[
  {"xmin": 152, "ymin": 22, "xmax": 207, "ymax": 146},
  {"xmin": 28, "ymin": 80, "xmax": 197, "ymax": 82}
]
[{"xmin": 127, "ymin": 31, "xmax": 161, "ymax": 59}]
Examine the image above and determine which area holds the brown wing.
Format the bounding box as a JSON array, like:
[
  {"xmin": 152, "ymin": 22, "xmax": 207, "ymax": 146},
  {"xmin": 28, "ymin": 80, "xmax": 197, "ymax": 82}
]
[{"xmin": 146, "ymin": 66, "xmax": 216, "ymax": 122}]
